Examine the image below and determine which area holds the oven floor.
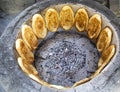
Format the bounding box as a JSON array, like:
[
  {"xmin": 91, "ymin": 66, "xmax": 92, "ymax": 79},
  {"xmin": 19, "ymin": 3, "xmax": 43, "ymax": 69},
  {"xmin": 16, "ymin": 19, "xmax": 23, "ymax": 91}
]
[{"xmin": 35, "ymin": 32, "xmax": 99, "ymax": 86}]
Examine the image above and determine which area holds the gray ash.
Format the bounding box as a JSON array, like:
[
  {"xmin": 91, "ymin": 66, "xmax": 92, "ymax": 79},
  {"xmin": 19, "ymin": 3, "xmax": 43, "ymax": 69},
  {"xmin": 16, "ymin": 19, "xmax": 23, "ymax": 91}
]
[{"xmin": 35, "ymin": 31, "xmax": 100, "ymax": 87}]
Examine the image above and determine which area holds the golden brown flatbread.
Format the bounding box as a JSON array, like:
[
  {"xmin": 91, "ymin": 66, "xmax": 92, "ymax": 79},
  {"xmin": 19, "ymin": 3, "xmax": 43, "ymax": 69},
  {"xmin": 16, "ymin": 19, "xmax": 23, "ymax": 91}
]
[
  {"xmin": 73, "ymin": 77, "xmax": 91, "ymax": 87},
  {"xmin": 97, "ymin": 26, "xmax": 112, "ymax": 52},
  {"xmin": 15, "ymin": 39, "xmax": 34, "ymax": 63},
  {"xmin": 21, "ymin": 24, "xmax": 38, "ymax": 50},
  {"xmin": 60, "ymin": 6, "xmax": 74, "ymax": 30},
  {"xmin": 32, "ymin": 14, "xmax": 47, "ymax": 38},
  {"xmin": 45, "ymin": 8, "xmax": 59, "ymax": 32},
  {"xmin": 75, "ymin": 8, "xmax": 88, "ymax": 32},
  {"xmin": 98, "ymin": 44, "xmax": 116, "ymax": 67},
  {"xmin": 87, "ymin": 14, "xmax": 102, "ymax": 39},
  {"xmin": 18, "ymin": 57, "xmax": 38, "ymax": 75}
]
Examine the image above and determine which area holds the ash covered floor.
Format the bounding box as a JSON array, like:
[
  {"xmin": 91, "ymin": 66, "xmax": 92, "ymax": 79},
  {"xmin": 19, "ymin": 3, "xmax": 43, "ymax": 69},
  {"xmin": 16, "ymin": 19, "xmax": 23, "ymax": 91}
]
[{"xmin": 35, "ymin": 32, "xmax": 99, "ymax": 86}]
